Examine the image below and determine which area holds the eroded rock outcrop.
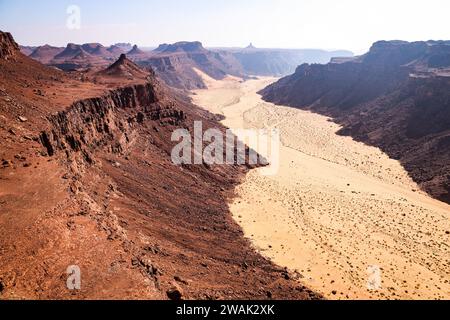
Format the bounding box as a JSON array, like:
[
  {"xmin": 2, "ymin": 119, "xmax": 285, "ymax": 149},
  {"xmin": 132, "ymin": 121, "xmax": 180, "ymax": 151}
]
[{"xmin": 0, "ymin": 31, "xmax": 19, "ymax": 60}]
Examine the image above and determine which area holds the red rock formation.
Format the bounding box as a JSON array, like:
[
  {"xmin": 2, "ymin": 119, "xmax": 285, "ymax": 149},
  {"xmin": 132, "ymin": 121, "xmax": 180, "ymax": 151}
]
[
  {"xmin": 29, "ymin": 45, "xmax": 65, "ymax": 63},
  {"xmin": 97, "ymin": 54, "xmax": 150, "ymax": 79}
]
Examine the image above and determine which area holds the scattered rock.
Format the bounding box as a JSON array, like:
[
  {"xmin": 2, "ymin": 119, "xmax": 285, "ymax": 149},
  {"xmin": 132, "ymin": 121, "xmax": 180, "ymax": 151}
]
[
  {"xmin": 1, "ymin": 159, "xmax": 12, "ymax": 168},
  {"xmin": 112, "ymin": 162, "xmax": 121, "ymax": 168},
  {"xmin": 18, "ymin": 116, "xmax": 28, "ymax": 122},
  {"xmin": 167, "ymin": 283, "xmax": 184, "ymax": 300},
  {"xmin": 14, "ymin": 154, "xmax": 26, "ymax": 161}
]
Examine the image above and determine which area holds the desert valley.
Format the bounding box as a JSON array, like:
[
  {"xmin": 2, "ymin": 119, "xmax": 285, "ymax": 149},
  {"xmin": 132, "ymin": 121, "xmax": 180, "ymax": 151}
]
[{"xmin": 0, "ymin": 2, "xmax": 449, "ymax": 304}]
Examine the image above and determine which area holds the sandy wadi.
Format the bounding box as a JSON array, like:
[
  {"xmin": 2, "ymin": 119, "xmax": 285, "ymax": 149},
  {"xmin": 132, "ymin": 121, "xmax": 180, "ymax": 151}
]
[{"xmin": 192, "ymin": 71, "xmax": 450, "ymax": 300}]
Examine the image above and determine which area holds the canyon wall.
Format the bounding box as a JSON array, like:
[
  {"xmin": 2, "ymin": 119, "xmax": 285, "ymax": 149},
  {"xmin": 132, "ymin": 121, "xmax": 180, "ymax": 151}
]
[{"xmin": 261, "ymin": 40, "xmax": 450, "ymax": 203}]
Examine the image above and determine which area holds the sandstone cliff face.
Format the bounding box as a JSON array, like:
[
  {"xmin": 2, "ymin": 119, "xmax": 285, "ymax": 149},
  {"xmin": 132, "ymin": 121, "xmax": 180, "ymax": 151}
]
[{"xmin": 261, "ymin": 40, "xmax": 450, "ymax": 203}]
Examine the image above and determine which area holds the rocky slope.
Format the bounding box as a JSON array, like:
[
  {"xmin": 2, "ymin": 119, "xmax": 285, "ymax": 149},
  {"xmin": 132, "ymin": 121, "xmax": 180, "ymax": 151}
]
[
  {"xmin": 261, "ymin": 40, "xmax": 450, "ymax": 203},
  {"xmin": 0, "ymin": 30, "xmax": 320, "ymax": 300},
  {"xmin": 19, "ymin": 45, "xmax": 37, "ymax": 56}
]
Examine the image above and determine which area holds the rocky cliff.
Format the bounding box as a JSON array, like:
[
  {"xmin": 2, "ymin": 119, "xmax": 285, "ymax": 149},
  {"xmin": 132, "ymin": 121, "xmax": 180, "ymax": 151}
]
[
  {"xmin": 0, "ymin": 31, "xmax": 19, "ymax": 60},
  {"xmin": 261, "ymin": 40, "xmax": 450, "ymax": 203}
]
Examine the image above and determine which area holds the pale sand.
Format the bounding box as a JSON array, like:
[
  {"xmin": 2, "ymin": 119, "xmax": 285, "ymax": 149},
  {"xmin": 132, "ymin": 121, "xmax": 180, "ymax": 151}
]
[{"xmin": 191, "ymin": 70, "xmax": 450, "ymax": 300}]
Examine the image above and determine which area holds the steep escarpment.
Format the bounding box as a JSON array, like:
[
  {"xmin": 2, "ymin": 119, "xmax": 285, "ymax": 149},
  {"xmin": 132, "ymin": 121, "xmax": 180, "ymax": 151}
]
[
  {"xmin": 0, "ymin": 31, "xmax": 19, "ymax": 60},
  {"xmin": 261, "ymin": 40, "xmax": 450, "ymax": 203}
]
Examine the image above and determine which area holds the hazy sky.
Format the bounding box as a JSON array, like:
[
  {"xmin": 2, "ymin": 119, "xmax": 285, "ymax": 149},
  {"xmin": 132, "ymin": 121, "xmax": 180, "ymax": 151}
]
[{"xmin": 0, "ymin": 0, "xmax": 449, "ymax": 53}]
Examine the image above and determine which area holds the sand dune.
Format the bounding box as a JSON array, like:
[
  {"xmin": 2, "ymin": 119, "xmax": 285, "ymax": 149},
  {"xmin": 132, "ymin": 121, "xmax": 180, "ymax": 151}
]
[{"xmin": 192, "ymin": 71, "xmax": 450, "ymax": 300}]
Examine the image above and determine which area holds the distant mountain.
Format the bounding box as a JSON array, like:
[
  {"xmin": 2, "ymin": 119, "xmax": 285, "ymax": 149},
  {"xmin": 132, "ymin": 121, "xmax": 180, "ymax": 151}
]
[
  {"xmin": 96, "ymin": 53, "xmax": 150, "ymax": 79},
  {"xmin": 157, "ymin": 41, "xmax": 206, "ymax": 53},
  {"xmin": 25, "ymin": 42, "xmax": 131, "ymax": 71},
  {"xmin": 112, "ymin": 42, "xmax": 133, "ymax": 52},
  {"xmin": 138, "ymin": 41, "xmax": 244, "ymax": 90},
  {"xmin": 127, "ymin": 45, "xmax": 146, "ymax": 56},
  {"xmin": 29, "ymin": 45, "xmax": 65, "ymax": 63},
  {"xmin": 19, "ymin": 45, "xmax": 37, "ymax": 56},
  {"xmin": 136, "ymin": 41, "xmax": 354, "ymax": 89},
  {"xmin": 81, "ymin": 43, "xmax": 111, "ymax": 57},
  {"xmin": 0, "ymin": 31, "xmax": 19, "ymax": 60},
  {"xmin": 107, "ymin": 45, "xmax": 126, "ymax": 55},
  {"xmin": 23, "ymin": 39, "xmax": 354, "ymax": 88},
  {"xmin": 154, "ymin": 43, "xmax": 170, "ymax": 52},
  {"xmin": 260, "ymin": 40, "xmax": 450, "ymax": 203},
  {"xmin": 1, "ymin": 30, "xmax": 317, "ymax": 301}
]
